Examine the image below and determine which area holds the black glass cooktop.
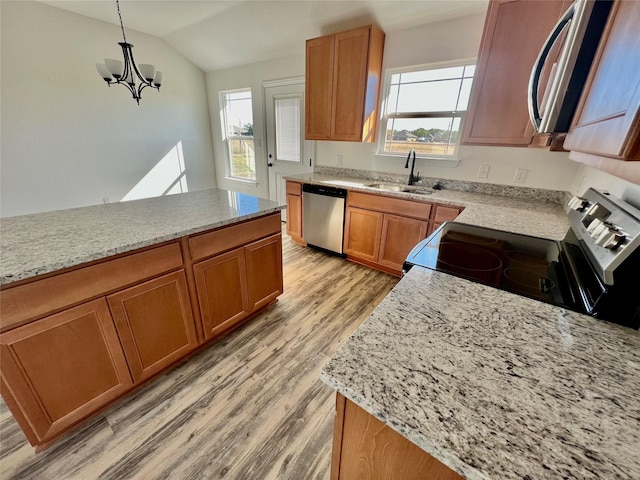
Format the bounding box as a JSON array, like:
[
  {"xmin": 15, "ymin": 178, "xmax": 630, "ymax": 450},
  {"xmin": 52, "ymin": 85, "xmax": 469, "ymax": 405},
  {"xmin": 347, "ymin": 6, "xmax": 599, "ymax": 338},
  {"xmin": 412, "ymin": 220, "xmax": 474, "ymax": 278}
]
[{"xmin": 404, "ymin": 222, "xmax": 578, "ymax": 311}]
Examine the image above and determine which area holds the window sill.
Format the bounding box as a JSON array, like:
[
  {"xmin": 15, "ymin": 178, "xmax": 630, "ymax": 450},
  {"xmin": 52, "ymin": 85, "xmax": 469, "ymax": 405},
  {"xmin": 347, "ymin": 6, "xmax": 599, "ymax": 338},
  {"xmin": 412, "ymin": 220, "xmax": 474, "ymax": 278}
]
[
  {"xmin": 224, "ymin": 177, "xmax": 258, "ymax": 186},
  {"xmin": 373, "ymin": 153, "xmax": 461, "ymax": 168}
]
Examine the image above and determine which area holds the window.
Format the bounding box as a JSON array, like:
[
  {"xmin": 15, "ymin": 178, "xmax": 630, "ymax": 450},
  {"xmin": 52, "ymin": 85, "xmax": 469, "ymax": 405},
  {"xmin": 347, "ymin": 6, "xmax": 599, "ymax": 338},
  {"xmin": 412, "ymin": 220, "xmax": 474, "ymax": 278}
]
[
  {"xmin": 274, "ymin": 96, "xmax": 301, "ymax": 163},
  {"xmin": 379, "ymin": 63, "xmax": 475, "ymax": 158},
  {"xmin": 221, "ymin": 89, "xmax": 255, "ymax": 181}
]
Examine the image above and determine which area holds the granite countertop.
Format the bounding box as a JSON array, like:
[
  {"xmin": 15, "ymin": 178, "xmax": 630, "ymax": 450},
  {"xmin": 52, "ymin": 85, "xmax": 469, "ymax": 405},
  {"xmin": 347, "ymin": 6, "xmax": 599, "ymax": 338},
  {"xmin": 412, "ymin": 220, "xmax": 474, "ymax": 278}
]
[
  {"xmin": 285, "ymin": 172, "xmax": 570, "ymax": 241},
  {"xmin": 314, "ymin": 172, "xmax": 640, "ymax": 479},
  {"xmin": 0, "ymin": 189, "xmax": 284, "ymax": 285},
  {"xmin": 321, "ymin": 267, "xmax": 640, "ymax": 480}
]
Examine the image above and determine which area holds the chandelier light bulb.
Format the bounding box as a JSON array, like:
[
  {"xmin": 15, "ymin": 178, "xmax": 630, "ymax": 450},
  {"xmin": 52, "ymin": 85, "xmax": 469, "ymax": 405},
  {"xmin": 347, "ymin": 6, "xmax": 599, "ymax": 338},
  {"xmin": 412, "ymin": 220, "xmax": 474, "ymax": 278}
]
[{"xmin": 96, "ymin": 0, "xmax": 162, "ymax": 104}]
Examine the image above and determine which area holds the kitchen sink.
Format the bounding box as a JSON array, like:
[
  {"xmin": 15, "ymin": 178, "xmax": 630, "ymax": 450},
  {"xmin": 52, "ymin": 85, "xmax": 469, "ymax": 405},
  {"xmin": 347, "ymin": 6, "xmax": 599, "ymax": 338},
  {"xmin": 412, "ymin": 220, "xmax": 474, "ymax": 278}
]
[{"xmin": 365, "ymin": 183, "xmax": 432, "ymax": 195}]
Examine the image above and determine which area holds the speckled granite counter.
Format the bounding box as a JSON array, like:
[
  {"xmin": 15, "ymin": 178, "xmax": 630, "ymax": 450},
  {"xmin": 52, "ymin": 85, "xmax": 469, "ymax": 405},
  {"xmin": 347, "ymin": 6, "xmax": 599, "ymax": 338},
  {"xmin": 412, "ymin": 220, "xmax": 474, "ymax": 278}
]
[
  {"xmin": 311, "ymin": 172, "xmax": 640, "ymax": 479},
  {"xmin": 0, "ymin": 189, "xmax": 284, "ymax": 285},
  {"xmin": 321, "ymin": 267, "xmax": 640, "ymax": 479},
  {"xmin": 285, "ymin": 172, "xmax": 570, "ymax": 241}
]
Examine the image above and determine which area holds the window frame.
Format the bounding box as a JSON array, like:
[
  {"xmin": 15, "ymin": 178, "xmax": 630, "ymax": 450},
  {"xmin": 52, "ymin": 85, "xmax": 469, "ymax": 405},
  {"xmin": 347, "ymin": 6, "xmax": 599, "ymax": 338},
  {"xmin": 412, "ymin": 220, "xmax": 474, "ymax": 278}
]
[
  {"xmin": 376, "ymin": 58, "xmax": 476, "ymax": 162},
  {"xmin": 219, "ymin": 87, "xmax": 257, "ymax": 183}
]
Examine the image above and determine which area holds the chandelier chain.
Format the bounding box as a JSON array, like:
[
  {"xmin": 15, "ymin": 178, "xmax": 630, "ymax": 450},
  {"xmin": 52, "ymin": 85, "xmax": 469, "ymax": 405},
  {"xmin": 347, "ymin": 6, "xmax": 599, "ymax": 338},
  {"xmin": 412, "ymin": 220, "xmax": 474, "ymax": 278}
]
[{"xmin": 116, "ymin": 0, "xmax": 128, "ymax": 44}]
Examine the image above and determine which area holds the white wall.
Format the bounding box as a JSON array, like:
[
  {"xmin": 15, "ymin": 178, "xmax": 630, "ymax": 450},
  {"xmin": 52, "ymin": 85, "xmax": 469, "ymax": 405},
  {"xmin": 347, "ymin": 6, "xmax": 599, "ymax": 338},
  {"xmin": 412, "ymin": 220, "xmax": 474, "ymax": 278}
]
[
  {"xmin": 0, "ymin": 1, "xmax": 216, "ymax": 218},
  {"xmin": 572, "ymin": 164, "xmax": 640, "ymax": 208},
  {"xmin": 205, "ymin": 55, "xmax": 305, "ymax": 200}
]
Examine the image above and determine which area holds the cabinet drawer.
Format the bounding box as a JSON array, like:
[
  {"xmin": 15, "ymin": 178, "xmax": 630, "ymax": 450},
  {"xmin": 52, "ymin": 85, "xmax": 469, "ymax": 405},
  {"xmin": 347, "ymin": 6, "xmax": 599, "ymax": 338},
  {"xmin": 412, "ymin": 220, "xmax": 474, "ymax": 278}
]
[
  {"xmin": 189, "ymin": 213, "xmax": 281, "ymax": 262},
  {"xmin": 286, "ymin": 181, "xmax": 302, "ymax": 195},
  {"xmin": 434, "ymin": 205, "xmax": 462, "ymax": 223},
  {"xmin": 347, "ymin": 191, "xmax": 432, "ymax": 221},
  {"xmin": 0, "ymin": 243, "xmax": 183, "ymax": 332}
]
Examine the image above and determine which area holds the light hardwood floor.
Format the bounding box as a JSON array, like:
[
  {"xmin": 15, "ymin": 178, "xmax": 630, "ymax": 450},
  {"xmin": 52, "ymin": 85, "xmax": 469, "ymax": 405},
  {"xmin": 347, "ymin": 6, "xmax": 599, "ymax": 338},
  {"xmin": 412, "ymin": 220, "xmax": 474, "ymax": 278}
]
[{"xmin": 0, "ymin": 231, "xmax": 398, "ymax": 480}]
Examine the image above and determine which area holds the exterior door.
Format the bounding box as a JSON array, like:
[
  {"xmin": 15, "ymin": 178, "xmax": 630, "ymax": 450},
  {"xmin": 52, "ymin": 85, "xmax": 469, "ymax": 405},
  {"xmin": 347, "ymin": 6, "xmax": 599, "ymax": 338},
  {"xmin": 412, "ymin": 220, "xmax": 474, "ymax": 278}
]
[{"xmin": 264, "ymin": 79, "xmax": 314, "ymax": 219}]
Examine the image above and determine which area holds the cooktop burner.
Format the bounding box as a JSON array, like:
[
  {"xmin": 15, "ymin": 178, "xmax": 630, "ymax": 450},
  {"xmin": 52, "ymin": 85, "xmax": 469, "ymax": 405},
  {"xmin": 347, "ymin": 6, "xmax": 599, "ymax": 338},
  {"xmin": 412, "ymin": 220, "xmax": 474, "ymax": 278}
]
[{"xmin": 404, "ymin": 223, "xmax": 574, "ymax": 310}]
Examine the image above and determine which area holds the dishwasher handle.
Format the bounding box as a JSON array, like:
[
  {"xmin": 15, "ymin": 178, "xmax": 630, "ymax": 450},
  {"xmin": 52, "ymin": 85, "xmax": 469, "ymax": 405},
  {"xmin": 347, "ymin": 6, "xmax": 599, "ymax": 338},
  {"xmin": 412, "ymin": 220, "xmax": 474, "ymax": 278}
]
[{"xmin": 302, "ymin": 183, "xmax": 347, "ymax": 198}]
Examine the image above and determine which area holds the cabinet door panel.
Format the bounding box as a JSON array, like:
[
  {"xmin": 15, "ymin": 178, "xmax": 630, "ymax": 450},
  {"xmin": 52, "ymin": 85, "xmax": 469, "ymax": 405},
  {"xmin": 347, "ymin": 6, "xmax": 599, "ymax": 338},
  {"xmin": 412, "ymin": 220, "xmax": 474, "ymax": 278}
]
[
  {"xmin": 379, "ymin": 215, "xmax": 429, "ymax": 272},
  {"xmin": 434, "ymin": 205, "xmax": 462, "ymax": 223},
  {"xmin": 306, "ymin": 35, "xmax": 335, "ymax": 140},
  {"xmin": 107, "ymin": 271, "xmax": 198, "ymax": 383},
  {"xmin": 0, "ymin": 299, "xmax": 132, "ymax": 444},
  {"xmin": 331, "ymin": 27, "xmax": 370, "ymax": 141},
  {"xmin": 286, "ymin": 193, "xmax": 303, "ymax": 241},
  {"xmin": 245, "ymin": 234, "xmax": 284, "ymax": 312},
  {"xmin": 462, "ymin": 0, "xmax": 569, "ymax": 146},
  {"xmin": 336, "ymin": 396, "xmax": 464, "ymax": 480},
  {"xmin": 194, "ymin": 248, "xmax": 250, "ymax": 340},
  {"xmin": 564, "ymin": 0, "xmax": 640, "ymax": 160},
  {"xmin": 344, "ymin": 207, "xmax": 383, "ymax": 262}
]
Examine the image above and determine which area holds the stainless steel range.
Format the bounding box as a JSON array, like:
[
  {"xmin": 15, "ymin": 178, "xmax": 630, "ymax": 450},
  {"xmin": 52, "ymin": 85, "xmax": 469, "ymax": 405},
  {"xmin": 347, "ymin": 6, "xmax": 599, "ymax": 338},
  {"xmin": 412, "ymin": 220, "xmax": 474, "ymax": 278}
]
[{"xmin": 403, "ymin": 188, "xmax": 640, "ymax": 329}]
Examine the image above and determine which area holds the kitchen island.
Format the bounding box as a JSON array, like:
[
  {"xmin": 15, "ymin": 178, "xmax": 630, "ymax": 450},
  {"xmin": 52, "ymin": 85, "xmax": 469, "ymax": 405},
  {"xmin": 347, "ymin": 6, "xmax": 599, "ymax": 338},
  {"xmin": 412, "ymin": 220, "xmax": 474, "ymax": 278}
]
[
  {"xmin": 0, "ymin": 188, "xmax": 285, "ymax": 448},
  {"xmin": 319, "ymin": 181, "xmax": 640, "ymax": 479}
]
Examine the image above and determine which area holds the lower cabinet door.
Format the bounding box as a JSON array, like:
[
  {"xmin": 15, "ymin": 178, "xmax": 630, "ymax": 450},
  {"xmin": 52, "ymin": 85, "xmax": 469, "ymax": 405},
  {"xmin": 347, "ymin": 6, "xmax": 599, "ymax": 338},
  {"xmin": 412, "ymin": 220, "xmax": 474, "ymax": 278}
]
[
  {"xmin": 245, "ymin": 234, "xmax": 284, "ymax": 312},
  {"xmin": 286, "ymin": 193, "xmax": 303, "ymax": 242},
  {"xmin": 344, "ymin": 207, "xmax": 383, "ymax": 262},
  {"xmin": 107, "ymin": 270, "xmax": 198, "ymax": 383},
  {"xmin": 0, "ymin": 299, "xmax": 133, "ymax": 445},
  {"xmin": 334, "ymin": 395, "xmax": 464, "ymax": 480},
  {"xmin": 193, "ymin": 247, "xmax": 250, "ymax": 339},
  {"xmin": 379, "ymin": 214, "xmax": 429, "ymax": 272}
]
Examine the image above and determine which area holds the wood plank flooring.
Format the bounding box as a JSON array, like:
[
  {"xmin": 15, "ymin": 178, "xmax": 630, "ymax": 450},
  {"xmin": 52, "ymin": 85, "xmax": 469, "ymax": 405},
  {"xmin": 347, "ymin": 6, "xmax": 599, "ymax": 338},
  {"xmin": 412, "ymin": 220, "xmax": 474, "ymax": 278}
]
[{"xmin": 0, "ymin": 231, "xmax": 398, "ymax": 480}]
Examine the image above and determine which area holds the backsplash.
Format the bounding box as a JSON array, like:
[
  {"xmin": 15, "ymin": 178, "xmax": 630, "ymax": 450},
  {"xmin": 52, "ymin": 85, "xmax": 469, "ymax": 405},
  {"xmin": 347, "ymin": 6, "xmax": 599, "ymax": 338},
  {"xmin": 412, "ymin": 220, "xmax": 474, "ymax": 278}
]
[{"xmin": 315, "ymin": 166, "xmax": 570, "ymax": 205}]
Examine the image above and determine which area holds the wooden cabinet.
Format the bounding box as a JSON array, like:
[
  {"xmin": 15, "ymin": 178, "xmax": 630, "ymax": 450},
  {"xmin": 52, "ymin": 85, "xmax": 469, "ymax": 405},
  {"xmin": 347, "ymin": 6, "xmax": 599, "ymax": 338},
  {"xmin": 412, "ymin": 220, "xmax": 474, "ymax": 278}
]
[
  {"xmin": 285, "ymin": 180, "xmax": 304, "ymax": 244},
  {"xmin": 379, "ymin": 214, "xmax": 429, "ymax": 271},
  {"xmin": 331, "ymin": 394, "xmax": 464, "ymax": 480},
  {"xmin": 344, "ymin": 192, "xmax": 463, "ymax": 275},
  {"xmin": 305, "ymin": 25, "xmax": 385, "ymax": 142},
  {"xmin": 344, "ymin": 192, "xmax": 432, "ymax": 275},
  {"xmin": 462, "ymin": 0, "xmax": 571, "ymax": 147},
  {"xmin": 564, "ymin": 0, "xmax": 640, "ymax": 181},
  {"xmin": 344, "ymin": 207, "xmax": 384, "ymax": 262},
  {"xmin": 107, "ymin": 271, "xmax": 198, "ymax": 383},
  {"xmin": 0, "ymin": 213, "xmax": 284, "ymax": 448},
  {"xmin": 0, "ymin": 299, "xmax": 133, "ymax": 445},
  {"xmin": 194, "ymin": 234, "xmax": 283, "ymax": 340},
  {"xmin": 245, "ymin": 234, "xmax": 284, "ymax": 312},
  {"xmin": 433, "ymin": 204, "xmax": 464, "ymax": 231},
  {"xmin": 194, "ymin": 247, "xmax": 250, "ymax": 339}
]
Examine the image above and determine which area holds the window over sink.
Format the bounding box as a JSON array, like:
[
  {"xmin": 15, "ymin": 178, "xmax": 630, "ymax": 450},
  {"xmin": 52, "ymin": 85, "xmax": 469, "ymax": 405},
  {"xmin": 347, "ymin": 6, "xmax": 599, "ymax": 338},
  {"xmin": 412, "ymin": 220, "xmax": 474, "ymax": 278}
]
[
  {"xmin": 220, "ymin": 88, "xmax": 256, "ymax": 181},
  {"xmin": 378, "ymin": 62, "xmax": 475, "ymax": 159}
]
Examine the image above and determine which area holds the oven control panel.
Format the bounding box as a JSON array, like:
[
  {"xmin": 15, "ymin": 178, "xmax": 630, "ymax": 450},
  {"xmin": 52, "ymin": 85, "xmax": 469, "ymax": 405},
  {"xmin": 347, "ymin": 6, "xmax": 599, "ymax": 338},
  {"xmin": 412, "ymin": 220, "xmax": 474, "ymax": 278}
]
[{"xmin": 567, "ymin": 189, "xmax": 640, "ymax": 285}]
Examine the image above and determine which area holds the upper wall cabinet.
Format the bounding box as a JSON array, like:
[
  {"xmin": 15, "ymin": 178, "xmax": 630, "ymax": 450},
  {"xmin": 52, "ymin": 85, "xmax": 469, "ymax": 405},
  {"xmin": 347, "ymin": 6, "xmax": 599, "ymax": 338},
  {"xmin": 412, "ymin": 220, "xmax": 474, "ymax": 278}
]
[
  {"xmin": 462, "ymin": 0, "xmax": 571, "ymax": 147},
  {"xmin": 564, "ymin": 0, "xmax": 640, "ymax": 164},
  {"xmin": 305, "ymin": 25, "xmax": 385, "ymax": 143}
]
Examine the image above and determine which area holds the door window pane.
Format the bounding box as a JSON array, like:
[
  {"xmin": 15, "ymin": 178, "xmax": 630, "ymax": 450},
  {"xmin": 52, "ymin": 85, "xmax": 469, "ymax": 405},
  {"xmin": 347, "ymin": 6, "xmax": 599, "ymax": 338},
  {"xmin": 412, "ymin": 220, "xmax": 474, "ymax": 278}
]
[{"xmin": 275, "ymin": 97, "xmax": 301, "ymax": 163}]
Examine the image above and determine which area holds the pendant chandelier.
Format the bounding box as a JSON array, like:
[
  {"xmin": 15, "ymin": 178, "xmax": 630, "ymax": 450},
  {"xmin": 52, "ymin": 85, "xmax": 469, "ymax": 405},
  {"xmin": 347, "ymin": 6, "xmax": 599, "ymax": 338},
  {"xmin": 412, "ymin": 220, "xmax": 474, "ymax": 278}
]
[{"xmin": 95, "ymin": 0, "xmax": 162, "ymax": 104}]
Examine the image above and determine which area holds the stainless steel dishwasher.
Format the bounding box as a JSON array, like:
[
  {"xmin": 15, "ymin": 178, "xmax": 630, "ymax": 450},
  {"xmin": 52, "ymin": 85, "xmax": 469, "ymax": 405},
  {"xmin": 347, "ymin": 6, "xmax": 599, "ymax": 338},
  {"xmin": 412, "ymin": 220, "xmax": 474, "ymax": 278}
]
[{"xmin": 302, "ymin": 184, "xmax": 347, "ymax": 255}]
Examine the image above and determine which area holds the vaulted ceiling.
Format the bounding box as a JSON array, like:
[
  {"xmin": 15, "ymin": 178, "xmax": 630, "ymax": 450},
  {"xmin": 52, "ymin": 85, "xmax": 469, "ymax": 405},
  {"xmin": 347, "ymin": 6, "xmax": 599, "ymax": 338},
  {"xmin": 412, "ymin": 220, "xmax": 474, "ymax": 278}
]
[{"xmin": 39, "ymin": 0, "xmax": 488, "ymax": 71}]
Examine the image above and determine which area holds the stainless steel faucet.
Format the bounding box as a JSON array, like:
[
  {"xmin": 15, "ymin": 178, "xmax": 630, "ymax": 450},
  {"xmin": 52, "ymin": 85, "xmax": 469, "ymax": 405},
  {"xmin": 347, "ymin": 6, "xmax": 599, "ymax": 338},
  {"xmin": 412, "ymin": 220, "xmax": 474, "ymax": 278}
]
[{"xmin": 405, "ymin": 149, "xmax": 419, "ymax": 185}]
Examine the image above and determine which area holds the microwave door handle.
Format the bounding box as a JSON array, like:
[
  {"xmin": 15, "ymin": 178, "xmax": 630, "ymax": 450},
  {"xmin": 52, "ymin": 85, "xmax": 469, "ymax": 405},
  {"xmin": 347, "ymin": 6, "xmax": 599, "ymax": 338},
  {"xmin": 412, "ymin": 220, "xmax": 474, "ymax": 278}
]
[{"xmin": 527, "ymin": 3, "xmax": 575, "ymax": 131}]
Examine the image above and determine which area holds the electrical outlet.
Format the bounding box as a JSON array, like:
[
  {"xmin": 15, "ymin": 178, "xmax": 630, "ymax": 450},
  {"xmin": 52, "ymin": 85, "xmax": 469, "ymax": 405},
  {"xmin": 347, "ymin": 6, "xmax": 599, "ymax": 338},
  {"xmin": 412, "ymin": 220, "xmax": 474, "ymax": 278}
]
[
  {"xmin": 103, "ymin": 197, "xmax": 111, "ymax": 204},
  {"xmin": 477, "ymin": 164, "xmax": 490, "ymax": 179},
  {"xmin": 336, "ymin": 155, "xmax": 343, "ymax": 165},
  {"xmin": 513, "ymin": 168, "xmax": 528, "ymax": 184}
]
